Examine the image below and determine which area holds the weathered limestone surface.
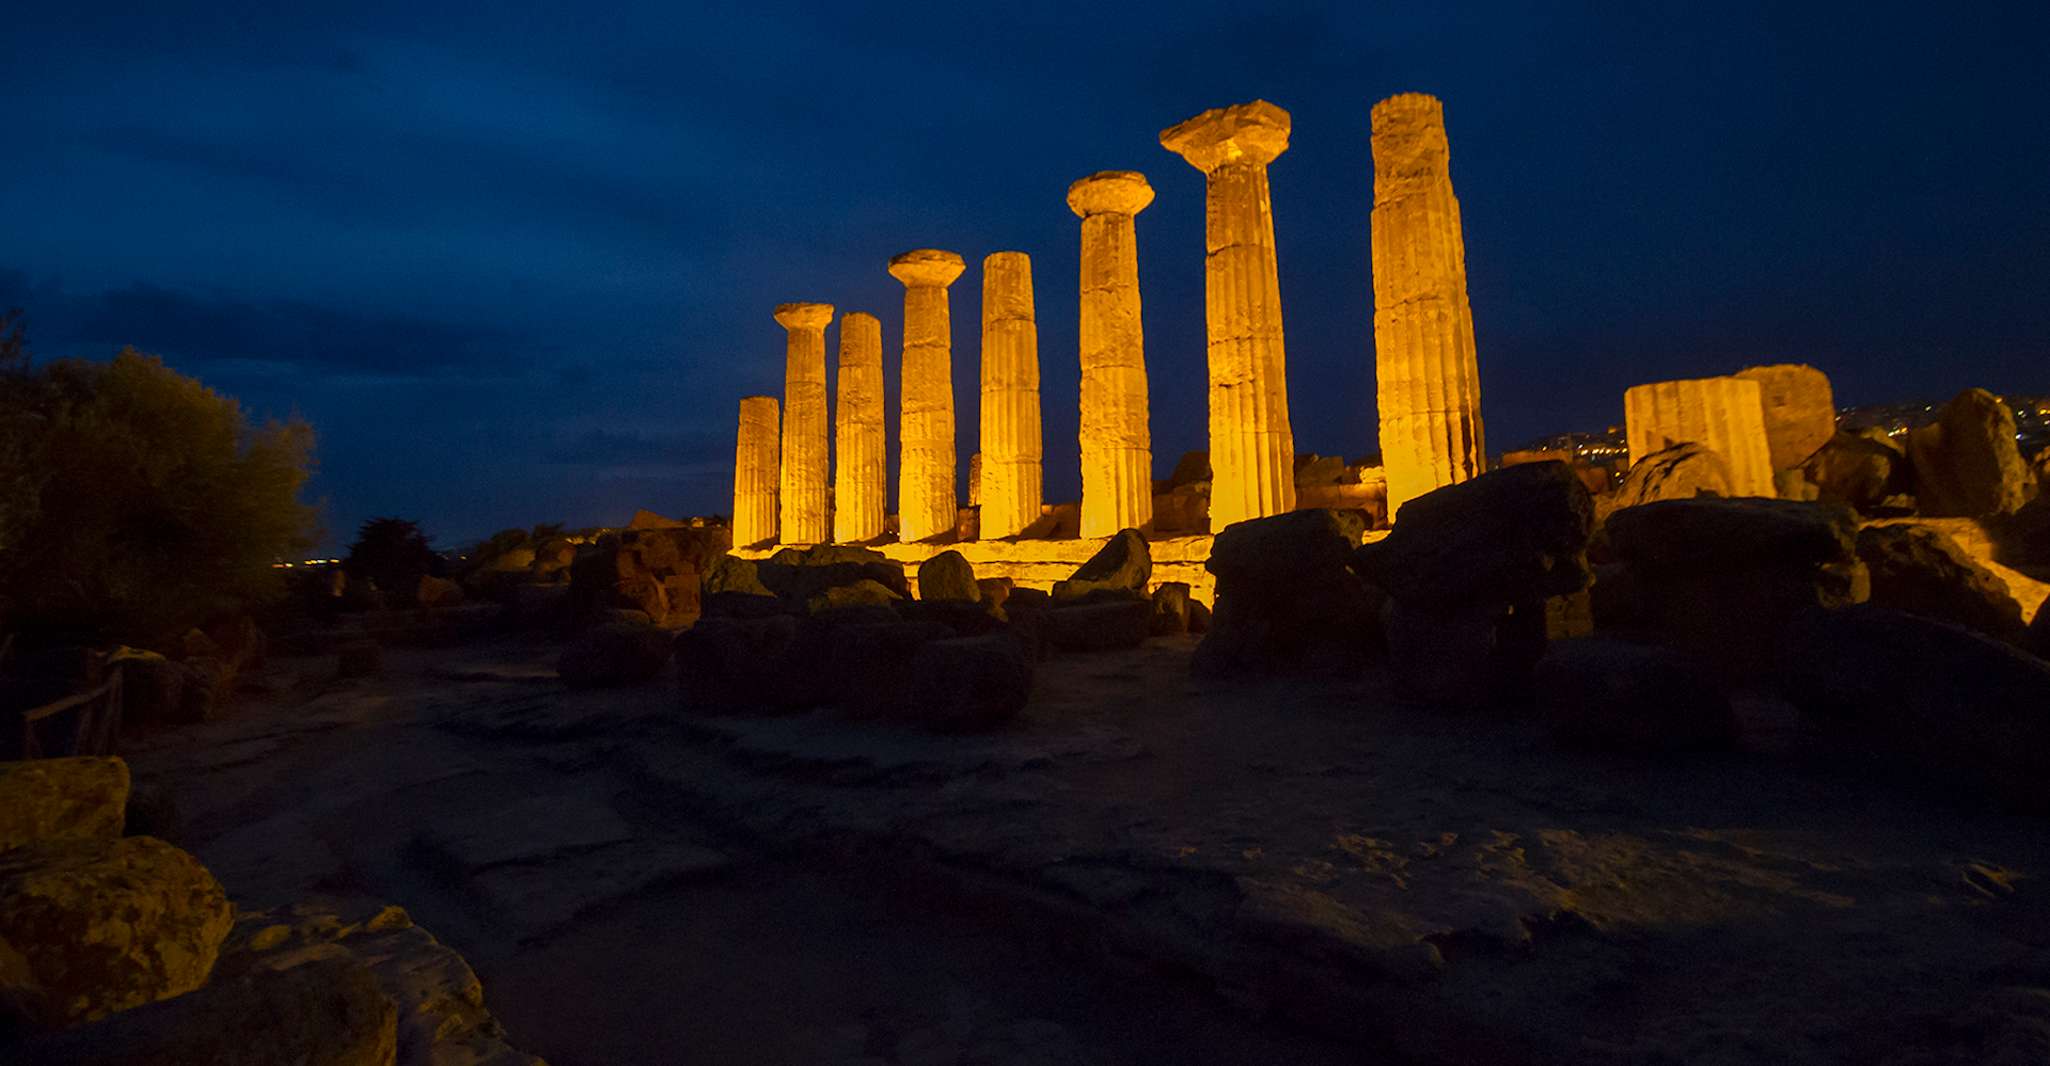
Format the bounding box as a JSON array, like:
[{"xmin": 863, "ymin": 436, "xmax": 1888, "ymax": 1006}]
[
  {"xmin": 890, "ymin": 249, "xmax": 968, "ymax": 543},
  {"xmin": 978, "ymin": 252, "xmax": 1044, "ymax": 539},
  {"xmin": 1734, "ymin": 363, "xmax": 1836, "ymax": 469},
  {"xmin": 1069, "ymin": 171, "xmax": 1156, "ymax": 537},
  {"xmin": 1370, "ymin": 93, "xmax": 1486, "ymax": 520},
  {"xmin": 1908, "ymin": 388, "xmax": 2034, "ymax": 517},
  {"xmin": 732, "ymin": 395, "xmax": 779, "ymax": 549},
  {"xmin": 834, "ymin": 312, "xmax": 888, "ymax": 544},
  {"xmin": 0, "ymin": 836, "xmax": 234, "ymax": 1028},
  {"xmin": 1161, "ymin": 100, "xmax": 1297, "ymax": 532},
  {"xmin": 774, "ymin": 302, "xmax": 834, "ymax": 545},
  {"xmin": 1624, "ymin": 376, "xmax": 1777, "ymax": 497},
  {"xmin": 0, "ymin": 756, "xmax": 131, "ymax": 851}
]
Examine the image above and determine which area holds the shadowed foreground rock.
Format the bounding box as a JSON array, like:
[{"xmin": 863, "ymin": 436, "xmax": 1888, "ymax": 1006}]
[
  {"xmin": 1780, "ymin": 605, "xmax": 2050, "ymax": 811},
  {"xmin": 1855, "ymin": 523, "xmax": 2026, "ymax": 643},
  {"xmin": 19, "ymin": 955, "xmax": 398, "ymax": 1066},
  {"xmin": 1802, "ymin": 428, "xmax": 1910, "ymax": 513},
  {"xmin": 558, "ymin": 621, "xmax": 673, "ymax": 688},
  {"xmin": 1050, "ymin": 528, "xmax": 1150, "ymax": 603},
  {"xmin": 1608, "ymin": 441, "xmax": 1731, "ymax": 511},
  {"xmin": 1194, "ymin": 509, "xmax": 1378, "ymax": 677},
  {"xmin": 1598, "ymin": 497, "xmax": 1866, "ymax": 680},
  {"xmin": 0, "ymin": 836, "xmax": 233, "ymax": 1029},
  {"xmin": 0, "ymin": 756, "xmax": 130, "ymax": 851},
  {"xmin": 1534, "ymin": 637, "xmax": 1737, "ymax": 753},
  {"xmin": 1908, "ymin": 387, "xmax": 2034, "ymax": 517}
]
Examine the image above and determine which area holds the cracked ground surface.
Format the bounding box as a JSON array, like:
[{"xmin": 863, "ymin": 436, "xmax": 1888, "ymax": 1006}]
[{"xmin": 127, "ymin": 633, "xmax": 2050, "ymax": 1065}]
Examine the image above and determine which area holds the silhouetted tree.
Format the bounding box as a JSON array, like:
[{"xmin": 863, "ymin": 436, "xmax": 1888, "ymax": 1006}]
[
  {"xmin": 0, "ymin": 348, "xmax": 319, "ymax": 645},
  {"xmin": 344, "ymin": 517, "xmax": 439, "ymax": 600}
]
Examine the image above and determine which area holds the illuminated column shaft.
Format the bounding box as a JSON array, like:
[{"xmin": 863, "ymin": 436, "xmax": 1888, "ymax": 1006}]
[
  {"xmin": 1624, "ymin": 376, "xmax": 1778, "ymax": 497},
  {"xmin": 1371, "ymin": 93, "xmax": 1486, "ymax": 520},
  {"xmin": 890, "ymin": 249, "xmax": 967, "ymax": 542},
  {"xmin": 733, "ymin": 395, "xmax": 780, "ymax": 548},
  {"xmin": 978, "ymin": 251, "xmax": 1043, "ymax": 539},
  {"xmin": 1161, "ymin": 100, "xmax": 1296, "ymax": 532},
  {"xmin": 774, "ymin": 302, "xmax": 834, "ymax": 545},
  {"xmin": 833, "ymin": 312, "xmax": 887, "ymax": 543},
  {"xmin": 1068, "ymin": 171, "xmax": 1155, "ymax": 538}
]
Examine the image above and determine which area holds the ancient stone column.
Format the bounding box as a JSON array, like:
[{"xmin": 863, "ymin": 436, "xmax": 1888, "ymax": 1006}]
[
  {"xmin": 773, "ymin": 302, "xmax": 834, "ymax": 545},
  {"xmin": 978, "ymin": 251, "xmax": 1044, "ymax": 539},
  {"xmin": 1068, "ymin": 171, "xmax": 1155, "ymax": 538},
  {"xmin": 1624, "ymin": 376, "xmax": 1777, "ymax": 497},
  {"xmin": 1161, "ymin": 100, "xmax": 1296, "ymax": 532},
  {"xmin": 1734, "ymin": 363, "xmax": 1836, "ymax": 469},
  {"xmin": 1370, "ymin": 93, "xmax": 1486, "ymax": 520},
  {"xmin": 833, "ymin": 312, "xmax": 887, "ymax": 543},
  {"xmin": 889, "ymin": 249, "xmax": 967, "ymax": 542},
  {"xmin": 732, "ymin": 395, "xmax": 780, "ymax": 549}
]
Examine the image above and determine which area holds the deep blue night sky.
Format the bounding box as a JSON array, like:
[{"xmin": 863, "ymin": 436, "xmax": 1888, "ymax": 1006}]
[{"xmin": 6, "ymin": 3, "xmax": 2047, "ymax": 551}]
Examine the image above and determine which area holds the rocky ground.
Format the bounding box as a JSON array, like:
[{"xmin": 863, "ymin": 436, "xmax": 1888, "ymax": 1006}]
[{"xmin": 125, "ymin": 634, "xmax": 2050, "ymax": 1065}]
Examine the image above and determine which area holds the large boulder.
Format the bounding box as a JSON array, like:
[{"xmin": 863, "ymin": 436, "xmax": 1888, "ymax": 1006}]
[
  {"xmin": 0, "ymin": 836, "xmax": 234, "ymax": 1029},
  {"xmin": 112, "ymin": 650, "xmax": 220, "ymax": 728},
  {"xmin": 1734, "ymin": 363, "xmax": 1837, "ymax": 470},
  {"xmin": 1534, "ymin": 638, "xmax": 1738, "ymax": 753},
  {"xmin": 1149, "ymin": 582, "xmax": 1194, "ymax": 636},
  {"xmin": 1802, "ymin": 428, "xmax": 1911, "ymax": 513},
  {"xmin": 1856, "ymin": 523, "xmax": 2027, "ymax": 643},
  {"xmin": 1599, "ymin": 498, "xmax": 1866, "ymax": 679},
  {"xmin": 1908, "ymin": 388, "xmax": 2034, "ymax": 517},
  {"xmin": 916, "ymin": 551, "xmax": 981, "ymax": 603},
  {"xmin": 1194, "ymin": 509, "xmax": 1378, "ymax": 677},
  {"xmin": 1052, "ymin": 529, "xmax": 1151, "ymax": 603},
  {"xmin": 674, "ymin": 615, "xmax": 825, "ymax": 714},
  {"xmin": 1608, "ymin": 442, "xmax": 1732, "ymax": 511},
  {"xmin": 756, "ymin": 544, "xmax": 911, "ymax": 604},
  {"xmin": 568, "ymin": 526, "xmax": 728, "ymax": 628},
  {"xmin": 1382, "ymin": 599, "xmax": 1545, "ymax": 709},
  {"xmin": 1357, "ymin": 461, "xmax": 1594, "ymax": 609},
  {"xmin": 826, "ymin": 620, "xmax": 954, "ymax": 720},
  {"xmin": 17, "ymin": 954, "xmax": 398, "ymax": 1065},
  {"xmin": 414, "ymin": 575, "xmax": 464, "ymax": 610},
  {"xmin": 1043, "ymin": 599, "xmax": 1153, "ymax": 653},
  {"xmin": 1779, "ymin": 606, "xmax": 2050, "ymax": 811},
  {"xmin": 0, "ymin": 757, "xmax": 130, "ymax": 852},
  {"xmin": 557, "ymin": 621, "xmax": 673, "ymax": 688},
  {"xmin": 903, "ymin": 633, "xmax": 1034, "ymax": 732}
]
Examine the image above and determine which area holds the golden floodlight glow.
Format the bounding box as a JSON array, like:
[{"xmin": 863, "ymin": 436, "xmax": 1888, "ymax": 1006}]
[
  {"xmin": 1623, "ymin": 376, "xmax": 1778, "ymax": 497},
  {"xmin": 833, "ymin": 312, "xmax": 888, "ymax": 544},
  {"xmin": 733, "ymin": 394, "xmax": 781, "ymax": 548},
  {"xmin": 977, "ymin": 251, "xmax": 1045, "ymax": 539},
  {"xmin": 1161, "ymin": 100, "xmax": 1296, "ymax": 533},
  {"xmin": 1068, "ymin": 170, "xmax": 1155, "ymax": 538},
  {"xmin": 1370, "ymin": 93, "xmax": 1486, "ymax": 520},
  {"xmin": 889, "ymin": 249, "xmax": 967, "ymax": 543},
  {"xmin": 773, "ymin": 301, "xmax": 834, "ymax": 546}
]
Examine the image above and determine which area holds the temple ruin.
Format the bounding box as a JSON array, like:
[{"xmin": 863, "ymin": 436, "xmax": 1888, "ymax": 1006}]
[
  {"xmin": 833, "ymin": 312, "xmax": 888, "ymax": 544},
  {"xmin": 977, "ymin": 252, "xmax": 1044, "ymax": 540},
  {"xmin": 890, "ymin": 249, "xmax": 967, "ymax": 543},
  {"xmin": 1161, "ymin": 100, "xmax": 1298, "ymax": 532},
  {"xmin": 731, "ymin": 394, "xmax": 779, "ymax": 549},
  {"xmin": 1623, "ymin": 376, "xmax": 1778, "ymax": 497},
  {"xmin": 1069, "ymin": 171, "xmax": 1156, "ymax": 538},
  {"xmin": 1369, "ymin": 93, "xmax": 1486, "ymax": 519},
  {"xmin": 773, "ymin": 301, "xmax": 833, "ymax": 546}
]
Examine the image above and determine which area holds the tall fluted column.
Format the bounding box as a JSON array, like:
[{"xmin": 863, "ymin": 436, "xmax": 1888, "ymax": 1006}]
[
  {"xmin": 773, "ymin": 302, "xmax": 834, "ymax": 545},
  {"xmin": 977, "ymin": 252, "xmax": 1043, "ymax": 539},
  {"xmin": 1371, "ymin": 93, "xmax": 1486, "ymax": 520},
  {"xmin": 833, "ymin": 312, "xmax": 887, "ymax": 543},
  {"xmin": 1161, "ymin": 100, "xmax": 1296, "ymax": 532},
  {"xmin": 733, "ymin": 395, "xmax": 780, "ymax": 549},
  {"xmin": 1068, "ymin": 171, "xmax": 1155, "ymax": 537},
  {"xmin": 889, "ymin": 249, "xmax": 967, "ymax": 542}
]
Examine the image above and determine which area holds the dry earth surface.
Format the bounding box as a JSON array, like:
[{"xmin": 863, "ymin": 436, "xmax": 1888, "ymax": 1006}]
[{"xmin": 125, "ymin": 635, "xmax": 2050, "ymax": 1065}]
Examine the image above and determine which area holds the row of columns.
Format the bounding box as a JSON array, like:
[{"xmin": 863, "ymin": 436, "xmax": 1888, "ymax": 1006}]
[{"xmin": 733, "ymin": 95, "xmax": 1491, "ymax": 546}]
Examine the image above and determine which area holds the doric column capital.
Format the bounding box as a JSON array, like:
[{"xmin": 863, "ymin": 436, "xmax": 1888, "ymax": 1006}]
[
  {"xmin": 1066, "ymin": 171, "xmax": 1155, "ymax": 218},
  {"xmin": 772, "ymin": 302, "xmax": 835, "ymax": 331},
  {"xmin": 887, "ymin": 249, "xmax": 966, "ymax": 288},
  {"xmin": 1160, "ymin": 100, "xmax": 1291, "ymax": 172}
]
